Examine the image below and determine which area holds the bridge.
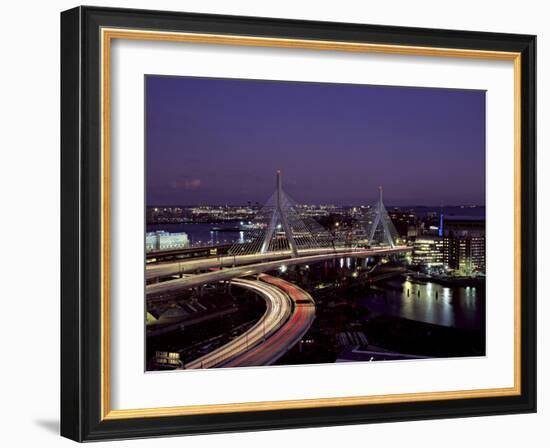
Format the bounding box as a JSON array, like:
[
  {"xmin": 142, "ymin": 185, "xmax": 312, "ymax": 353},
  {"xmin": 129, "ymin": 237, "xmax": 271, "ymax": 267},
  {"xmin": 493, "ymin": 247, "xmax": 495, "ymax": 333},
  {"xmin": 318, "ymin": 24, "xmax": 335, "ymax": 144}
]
[
  {"xmin": 147, "ymin": 173, "xmax": 406, "ymax": 282},
  {"xmin": 147, "ymin": 173, "xmax": 410, "ymax": 368},
  {"xmin": 146, "ymin": 173, "xmax": 411, "ymax": 295},
  {"xmin": 226, "ymin": 171, "xmax": 336, "ymax": 258},
  {"xmin": 146, "ymin": 245, "xmax": 407, "ymax": 282},
  {"xmin": 146, "ymin": 246, "xmax": 409, "ymax": 297}
]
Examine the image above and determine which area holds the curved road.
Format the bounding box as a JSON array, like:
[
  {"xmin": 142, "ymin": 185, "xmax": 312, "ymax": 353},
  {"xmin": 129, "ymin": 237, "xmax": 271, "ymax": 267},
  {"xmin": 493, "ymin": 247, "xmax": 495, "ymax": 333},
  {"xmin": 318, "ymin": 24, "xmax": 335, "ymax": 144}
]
[
  {"xmin": 222, "ymin": 274, "xmax": 316, "ymax": 368},
  {"xmin": 183, "ymin": 278, "xmax": 292, "ymax": 369}
]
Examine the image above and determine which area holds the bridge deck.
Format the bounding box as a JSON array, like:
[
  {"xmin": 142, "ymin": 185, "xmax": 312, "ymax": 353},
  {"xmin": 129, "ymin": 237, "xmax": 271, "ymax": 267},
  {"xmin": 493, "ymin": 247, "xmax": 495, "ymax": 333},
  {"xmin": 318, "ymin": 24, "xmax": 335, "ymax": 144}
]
[{"xmin": 147, "ymin": 246, "xmax": 411, "ymax": 298}]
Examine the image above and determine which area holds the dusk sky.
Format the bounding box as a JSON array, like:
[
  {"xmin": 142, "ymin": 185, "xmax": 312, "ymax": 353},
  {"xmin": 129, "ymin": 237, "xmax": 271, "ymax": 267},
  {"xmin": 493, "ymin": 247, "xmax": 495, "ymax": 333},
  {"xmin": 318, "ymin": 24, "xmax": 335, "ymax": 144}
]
[{"xmin": 146, "ymin": 76, "xmax": 485, "ymax": 206}]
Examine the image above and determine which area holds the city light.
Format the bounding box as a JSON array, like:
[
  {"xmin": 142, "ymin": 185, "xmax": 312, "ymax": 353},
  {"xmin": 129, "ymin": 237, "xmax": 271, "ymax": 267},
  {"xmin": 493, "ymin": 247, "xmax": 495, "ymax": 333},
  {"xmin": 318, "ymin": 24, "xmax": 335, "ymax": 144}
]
[{"xmin": 143, "ymin": 75, "xmax": 487, "ymax": 373}]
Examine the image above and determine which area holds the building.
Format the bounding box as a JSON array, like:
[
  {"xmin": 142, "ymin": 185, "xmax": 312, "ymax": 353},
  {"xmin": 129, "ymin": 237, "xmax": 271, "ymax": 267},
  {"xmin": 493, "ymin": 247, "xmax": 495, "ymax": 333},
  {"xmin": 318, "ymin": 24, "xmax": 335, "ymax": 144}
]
[
  {"xmin": 411, "ymin": 236, "xmax": 444, "ymax": 268},
  {"xmin": 145, "ymin": 230, "xmax": 189, "ymax": 252},
  {"xmin": 444, "ymin": 236, "xmax": 485, "ymax": 274},
  {"xmin": 442, "ymin": 216, "xmax": 485, "ymax": 275}
]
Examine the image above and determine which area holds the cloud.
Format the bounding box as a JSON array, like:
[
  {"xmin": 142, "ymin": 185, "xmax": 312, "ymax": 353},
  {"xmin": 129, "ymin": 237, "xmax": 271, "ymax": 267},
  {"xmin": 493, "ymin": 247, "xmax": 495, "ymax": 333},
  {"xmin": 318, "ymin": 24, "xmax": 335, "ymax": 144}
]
[{"xmin": 170, "ymin": 177, "xmax": 202, "ymax": 190}]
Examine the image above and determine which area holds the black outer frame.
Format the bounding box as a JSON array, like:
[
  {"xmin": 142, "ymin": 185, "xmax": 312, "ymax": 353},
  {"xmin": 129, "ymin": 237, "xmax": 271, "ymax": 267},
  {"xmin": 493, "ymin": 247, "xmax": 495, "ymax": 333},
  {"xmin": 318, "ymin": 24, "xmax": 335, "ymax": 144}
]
[{"xmin": 60, "ymin": 6, "xmax": 536, "ymax": 442}]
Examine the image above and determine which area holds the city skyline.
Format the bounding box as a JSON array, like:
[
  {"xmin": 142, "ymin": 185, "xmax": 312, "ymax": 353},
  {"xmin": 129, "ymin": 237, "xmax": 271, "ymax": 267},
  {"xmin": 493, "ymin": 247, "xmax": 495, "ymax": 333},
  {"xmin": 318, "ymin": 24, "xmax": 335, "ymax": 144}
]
[
  {"xmin": 146, "ymin": 76, "xmax": 486, "ymax": 206},
  {"xmin": 145, "ymin": 75, "xmax": 487, "ymax": 373}
]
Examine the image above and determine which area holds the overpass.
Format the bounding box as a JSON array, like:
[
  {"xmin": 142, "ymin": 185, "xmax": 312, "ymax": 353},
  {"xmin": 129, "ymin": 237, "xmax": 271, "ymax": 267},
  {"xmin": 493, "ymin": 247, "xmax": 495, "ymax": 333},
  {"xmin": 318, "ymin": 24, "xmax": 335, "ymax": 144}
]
[
  {"xmin": 146, "ymin": 246, "xmax": 410, "ymax": 298},
  {"xmin": 183, "ymin": 277, "xmax": 292, "ymax": 369},
  {"xmin": 183, "ymin": 274, "xmax": 315, "ymax": 369},
  {"xmin": 145, "ymin": 245, "xmax": 405, "ymax": 281},
  {"xmin": 221, "ymin": 274, "xmax": 315, "ymax": 367}
]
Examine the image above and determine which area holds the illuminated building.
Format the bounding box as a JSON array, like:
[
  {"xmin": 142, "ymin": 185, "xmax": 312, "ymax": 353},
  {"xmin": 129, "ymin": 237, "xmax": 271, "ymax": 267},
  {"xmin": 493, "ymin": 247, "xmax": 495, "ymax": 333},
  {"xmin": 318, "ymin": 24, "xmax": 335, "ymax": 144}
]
[
  {"xmin": 411, "ymin": 236, "xmax": 444, "ymax": 267},
  {"xmin": 145, "ymin": 230, "xmax": 189, "ymax": 252},
  {"xmin": 442, "ymin": 216, "xmax": 485, "ymax": 275}
]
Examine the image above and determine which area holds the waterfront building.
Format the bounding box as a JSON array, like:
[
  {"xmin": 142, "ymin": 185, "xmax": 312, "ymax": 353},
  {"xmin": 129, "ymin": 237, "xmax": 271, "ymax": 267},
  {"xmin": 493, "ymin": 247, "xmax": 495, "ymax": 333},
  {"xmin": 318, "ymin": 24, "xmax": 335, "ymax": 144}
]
[
  {"xmin": 145, "ymin": 230, "xmax": 189, "ymax": 252},
  {"xmin": 411, "ymin": 236, "xmax": 444, "ymax": 268},
  {"xmin": 443, "ymin": 236, "xmax": 485, "ymax": 274},
  {"xmin": 442, "ymin": 216, "xmax": 485, "ymax": 275}
]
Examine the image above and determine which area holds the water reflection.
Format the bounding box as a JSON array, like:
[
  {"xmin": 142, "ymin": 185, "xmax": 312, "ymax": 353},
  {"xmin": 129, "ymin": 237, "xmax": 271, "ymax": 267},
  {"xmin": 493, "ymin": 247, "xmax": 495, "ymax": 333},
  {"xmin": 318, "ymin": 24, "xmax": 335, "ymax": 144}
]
[{"xmin": 362, "ymin": 278, "xmax": 485, "ymax": 330}]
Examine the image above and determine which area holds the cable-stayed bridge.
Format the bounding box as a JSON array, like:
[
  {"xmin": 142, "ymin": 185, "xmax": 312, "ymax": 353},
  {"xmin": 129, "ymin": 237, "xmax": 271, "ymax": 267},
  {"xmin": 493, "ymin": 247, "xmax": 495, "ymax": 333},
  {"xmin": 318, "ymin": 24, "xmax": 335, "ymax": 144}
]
[
  {"xmin": 227, "ymin": 172, "xmax": 398, "ymax": 259},
  {"xmin": 228, "ymin": 171, "xmax": 336, "ymax": 258},
  {"xmin": 146, "ymin": 176, "xmax": 411, "ymax": 368},
  {"xmin": 147, "ymin": 173, "xmax": 410, "ymax": 290}
]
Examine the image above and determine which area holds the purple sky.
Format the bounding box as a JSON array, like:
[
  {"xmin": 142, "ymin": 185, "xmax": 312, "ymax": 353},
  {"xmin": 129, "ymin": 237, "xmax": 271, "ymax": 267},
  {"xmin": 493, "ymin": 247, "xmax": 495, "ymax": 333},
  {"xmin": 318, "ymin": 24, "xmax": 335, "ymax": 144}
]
[{"xmin": 146, "ymin": 76, "xmax": 485, "ymax": 206}]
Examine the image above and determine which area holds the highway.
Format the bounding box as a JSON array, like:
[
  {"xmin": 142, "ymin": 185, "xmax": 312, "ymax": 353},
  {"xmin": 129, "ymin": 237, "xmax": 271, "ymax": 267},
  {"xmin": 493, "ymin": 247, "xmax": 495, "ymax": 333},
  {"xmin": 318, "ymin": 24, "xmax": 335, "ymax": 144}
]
[
  {"xmin": 221, "ymin": 274, "xmax": 315, "ymax": 367},
  {"xmin": 146, "ymin": 246, "xmax": 410, "ymax": 298},
  {"xmin": 146, "ymin": 246, "xmax": 351, "ymax": 280},
  {"xmin": 183, "ymin": 278, "xmax": 293, "ymax": 369}
]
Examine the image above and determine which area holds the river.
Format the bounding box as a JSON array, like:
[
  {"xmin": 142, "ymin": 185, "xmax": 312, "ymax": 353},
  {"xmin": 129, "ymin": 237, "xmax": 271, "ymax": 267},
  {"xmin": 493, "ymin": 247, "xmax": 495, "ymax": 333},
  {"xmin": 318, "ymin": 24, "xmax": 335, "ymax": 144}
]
[{"xmin": 359, "ymin": 277, "xmax": 485, "ymax": 331}]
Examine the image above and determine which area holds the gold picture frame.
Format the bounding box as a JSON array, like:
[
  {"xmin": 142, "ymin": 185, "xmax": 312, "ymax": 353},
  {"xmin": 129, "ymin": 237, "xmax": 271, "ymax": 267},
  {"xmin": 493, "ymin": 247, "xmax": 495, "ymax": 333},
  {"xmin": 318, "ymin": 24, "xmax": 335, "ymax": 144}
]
[{"xmin": 61, "ymin": 6, "xmax": 536, "ymax": 441}]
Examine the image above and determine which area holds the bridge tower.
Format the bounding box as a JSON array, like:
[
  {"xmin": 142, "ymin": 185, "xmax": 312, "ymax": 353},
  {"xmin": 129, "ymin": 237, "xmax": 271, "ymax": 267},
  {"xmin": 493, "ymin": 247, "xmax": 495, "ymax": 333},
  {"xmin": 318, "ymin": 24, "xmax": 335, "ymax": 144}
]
[
  {"xmin": 229, "ymin": 171, "xmax": 334, "ymax": 257},
  {"xmin": 367, "ymin": 186, "xmax": 398, "ymax": 248},
  {"xmin": 261, "ymin": 171, "xmax": 299, "ymax": 257}
]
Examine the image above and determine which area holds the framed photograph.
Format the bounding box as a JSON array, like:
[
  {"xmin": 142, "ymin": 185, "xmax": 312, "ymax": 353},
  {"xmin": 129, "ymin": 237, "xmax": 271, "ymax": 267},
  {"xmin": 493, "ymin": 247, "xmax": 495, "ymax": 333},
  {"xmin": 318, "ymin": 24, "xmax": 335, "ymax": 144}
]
[{"xmin": 61, "ymin": 6, "xmax": 536, "ymax": 441}]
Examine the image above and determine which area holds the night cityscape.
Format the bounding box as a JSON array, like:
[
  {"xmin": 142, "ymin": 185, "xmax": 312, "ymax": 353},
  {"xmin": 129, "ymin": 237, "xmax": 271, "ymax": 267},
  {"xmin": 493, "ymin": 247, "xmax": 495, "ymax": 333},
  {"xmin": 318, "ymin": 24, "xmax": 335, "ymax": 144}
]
[{"xmin": 145, "ymin": 75, "xmax": 486, "ymax": 371}]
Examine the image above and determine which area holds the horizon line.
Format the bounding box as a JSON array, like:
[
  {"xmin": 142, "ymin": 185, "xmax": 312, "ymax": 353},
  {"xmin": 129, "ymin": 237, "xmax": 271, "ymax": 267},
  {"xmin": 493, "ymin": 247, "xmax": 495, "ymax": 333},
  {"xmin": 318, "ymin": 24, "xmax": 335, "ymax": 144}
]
[{"xmin": 146, "ymin": 203, "xmax": 486, "ymax": 208}]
